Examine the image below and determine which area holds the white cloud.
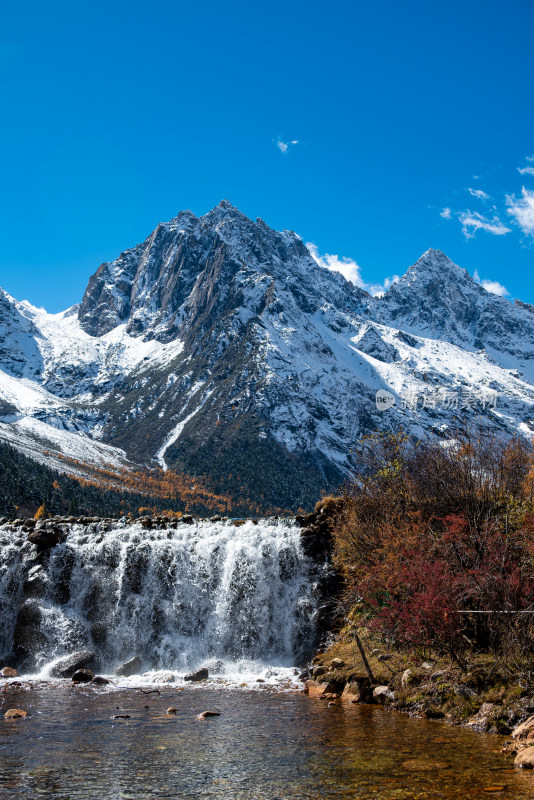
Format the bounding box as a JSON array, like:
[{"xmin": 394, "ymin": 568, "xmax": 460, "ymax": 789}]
[
  {"xmin": 440, "ymin": 207, "xmax": 452, "ymax": 219},
  {"xmin": 518, "ymin": 155, "xmax": 534, "ymax": 177},
  {"xmin": 369, "ymin": 274, "xmax": 401, "ymax": 298},
  {"xmin": 481, "ymin": 280, "xmax": 510, "ymax": 296},
  {"xmin": 467, "ymin": 187, "xmax": 490, "ymax": 200},
  {"xmin": 458, "ymin": 210, "xmax": 511, "ymax": 239},
  {"xmin": 275, "ymin": 138, "xmax": 299, "ymax": 154},
  {"xmin": 306, "ymin": 243, "xmax": 399, "ymax": 296},
  {"xmin": 506, "ymin": 187, "xmax": 534, "ymax": 236},
  {"xmin": 473, "ymin": 269, "xmax": 509, "ymax": 297}
]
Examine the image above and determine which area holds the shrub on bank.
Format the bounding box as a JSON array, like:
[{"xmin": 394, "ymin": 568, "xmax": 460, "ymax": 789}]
[{"xmin": 333, "ymin": 429, "xmax": 534, "ymax": 668}]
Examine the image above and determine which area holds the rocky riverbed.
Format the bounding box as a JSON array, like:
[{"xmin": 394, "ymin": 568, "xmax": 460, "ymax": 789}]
[{"xmin": 2, "ymin": 682, "xmax": 534, "ymax": 799}]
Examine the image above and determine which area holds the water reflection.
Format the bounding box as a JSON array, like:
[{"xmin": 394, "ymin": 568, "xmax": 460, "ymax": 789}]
[{"xmin": 1, "ymin": 684, "xmax": 534, "ymax": 798}]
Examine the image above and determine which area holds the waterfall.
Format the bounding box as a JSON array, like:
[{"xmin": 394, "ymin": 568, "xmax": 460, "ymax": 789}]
[{"xmin": 0, "ymin": 518, "xmax": 319, "ymax": 682}]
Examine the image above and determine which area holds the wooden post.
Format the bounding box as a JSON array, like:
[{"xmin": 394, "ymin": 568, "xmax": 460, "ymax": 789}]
[{"xmin": 353, "ymin": 630, "xmax": 375, "ymax": 684}]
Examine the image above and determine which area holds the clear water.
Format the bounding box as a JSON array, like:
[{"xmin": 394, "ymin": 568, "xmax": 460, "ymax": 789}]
[{"xmin": 1, "ymin": 683, "xmax": 533, "ymax": 799}]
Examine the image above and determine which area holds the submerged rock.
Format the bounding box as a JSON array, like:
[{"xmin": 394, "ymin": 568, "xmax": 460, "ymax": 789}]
[
  {"xmin": 50, "ymin": 651, "xmax": 95, "ymax": 678},
  {"xmin": 4, "ymin": 708, "xmax": 27, "ymax": 719},
  {"xmin": 402, "ymin": 758, "xmax": 448, "ymax": 771},
  {"xmin": 91, "ymin": 675, "xmax": 111, "ymax": 686},
  {"xmin": 197, "ymin": 710, "xmax": 220, "ymax": 719}
]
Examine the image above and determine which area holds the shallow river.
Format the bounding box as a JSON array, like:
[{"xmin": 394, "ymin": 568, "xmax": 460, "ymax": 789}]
[{"xmin": 1, "ymin": 684, "xmax": 533, "ymax": 799}]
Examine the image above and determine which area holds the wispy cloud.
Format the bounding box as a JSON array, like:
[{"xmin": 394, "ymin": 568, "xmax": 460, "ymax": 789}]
[
  {"xmin": 440, "ymin": 158, "xmax": 534, "ymax": 242},
  {"xmin": 467, "ymin": 187, "xmax": 490, "ymax": 200},
  {"xmin": 473, "ymin": 269, "xmax": 509, "ymax": 296},
  {"xmin": 306, "ymin": 243, "xmax": 399, "ymax": 296},
  {"xmin": 518, "ymin": 155, "xmax": 534, "ymax": 177},
  {"xmin": 458, "ymin": 210, "xmax": 511, "ymax": 239},
  {"xmin": 275, "ymin": 137, "xmax": 299, "ymax": 154},
  {"xmin": 506, "ymin": 187, "xmax": 534, "ymax": 236}
]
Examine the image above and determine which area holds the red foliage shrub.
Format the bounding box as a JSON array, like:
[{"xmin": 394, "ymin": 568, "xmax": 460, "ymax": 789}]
[{"xmin": 333, "ymin": 430, "xmax": 534, "ymax": 665}]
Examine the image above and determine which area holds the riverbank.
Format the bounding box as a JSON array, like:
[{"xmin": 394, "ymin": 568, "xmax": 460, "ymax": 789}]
[{"xmin": 305, "ymin": 624, "xmax": 534, "ymax": 768}]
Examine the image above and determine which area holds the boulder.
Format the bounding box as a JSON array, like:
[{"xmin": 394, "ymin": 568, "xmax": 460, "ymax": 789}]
[
  {"xmin": 13, "ymin": 599, "xmax": 46, "ymax": 666},
  {"xmin": 50, "ymin": 650, "xmax": 95, "ymax": 678},
  {"xmin": 512, "ymin": 715, "xmax": 534, "ymax": 739},
  {"xmin": 401, "ymin": 668, "xmax": 413, "ymax": 689},
  {"xmin": 4, "ymin": 708, "xmax": 27, "ymax": 719},
  {"xmin": 27, "ymin": 528, "xmax": 63, "ymax": 549},
  {"xmin": 166, "ymin": 707, "xmax": 178, "ymax": 714},
  {"xmin": 116, "ymin": 656, "xmax": 142, "ymax": 677},
  {"xmin": 515, "ymin": 746, "xmax": 534, "ymax": 768},
  {"xmin": 331, "ymin": 658, "xmax": 345, "ymax": 669},
  {"xmin": 2, "ymin": 667, "xmax": 18, "ymax": 678},
  {"xmin": 72, "ymin": 669, "xmax": 95, "ymax": 683},
  {"xmin": 91, "ymin": 675, "xmax": 110, "ymax": 685},
  {"xmin": 341, "ymin": 678, "xmax": 370, "ymax": 703},
  {"xmin": 306, "ymin": 679, "xmax": 342, "ymax": 698},
  {"xmin": 373, "ymin": 685, "xmax": 394, "ymax": 704},
  {"xmin": 197, "ymin": 710, "xmax": 220, "ymax": 719},
  {"xmin": 311, "ymin": 665, "xmax": 327, "ymax": 678},
  {"xmin": 184, "ymin": 668, "xmax": 208, "ymax": 682}
]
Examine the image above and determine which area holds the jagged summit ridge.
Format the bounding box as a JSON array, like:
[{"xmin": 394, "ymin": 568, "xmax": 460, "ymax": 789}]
[
  {"xmin": 2, "ymin": 201, "xmax": 534, "ymax": 509},
  {"xmin": 77, "ymin": 201, "xmax": 368, "ymax": 341}
]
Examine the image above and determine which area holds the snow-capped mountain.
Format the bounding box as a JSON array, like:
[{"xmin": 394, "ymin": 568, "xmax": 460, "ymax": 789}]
[{"xmin": 1, "ymin": 201, "xmax": 534, "ymax": 509}]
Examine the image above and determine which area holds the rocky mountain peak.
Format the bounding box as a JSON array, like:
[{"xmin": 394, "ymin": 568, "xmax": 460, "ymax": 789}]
[{"xmin": 77, "ymin": 203, "xmax": 368, "ymax": 341}]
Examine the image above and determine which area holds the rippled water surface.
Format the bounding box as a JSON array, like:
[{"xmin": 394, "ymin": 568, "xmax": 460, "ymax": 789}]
[{"xmin": 2, "ymin": 684, "xmax": 534, "ymax": 799}]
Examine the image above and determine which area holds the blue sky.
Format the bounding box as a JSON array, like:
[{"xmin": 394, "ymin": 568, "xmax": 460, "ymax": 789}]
[{"xmin": 1, "ymin": 0, "xmax": 533, "ymax": 312}]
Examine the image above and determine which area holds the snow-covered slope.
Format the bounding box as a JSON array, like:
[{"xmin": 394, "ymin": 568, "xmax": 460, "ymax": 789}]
[{"xmin": 1, "ymin": 207, "xmax": 534, "ymax": 508}]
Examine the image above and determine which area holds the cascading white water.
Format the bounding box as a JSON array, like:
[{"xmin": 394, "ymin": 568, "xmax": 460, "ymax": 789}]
[{"xmin": 0, "ymin": 519, "xmax": 319, "ymax": 683}]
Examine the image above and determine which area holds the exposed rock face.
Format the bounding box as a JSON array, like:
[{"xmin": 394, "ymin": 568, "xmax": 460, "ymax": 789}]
[
  {"xmin": 372, "ymin": 249, "xmax": 534, "ymax": 359},
  {"xmin": 50, "ymin": 650, "xmax": 95, "ymax": 678}
]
